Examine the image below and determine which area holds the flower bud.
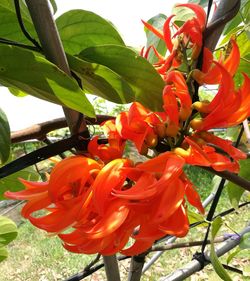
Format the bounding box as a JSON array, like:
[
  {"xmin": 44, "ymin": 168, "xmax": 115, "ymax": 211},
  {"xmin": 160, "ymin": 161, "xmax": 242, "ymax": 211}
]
[
  {"xmin": 173, "ymin": 147, "xmax": 190, "ymax": 158},
  {"xmin": 190, "ymin": 119, "xmax": 203, "ymax": 130},
  {"xmin": 145, "ymin": 133, "xmax": 158, "ymax": 147},
  {"xmin": 192, "ymin": 101, "xmax": 210, "ymax": 113}
]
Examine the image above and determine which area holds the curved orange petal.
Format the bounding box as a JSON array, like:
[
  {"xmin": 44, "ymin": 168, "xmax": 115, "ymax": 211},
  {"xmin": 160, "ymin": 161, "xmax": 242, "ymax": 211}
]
[
  {"xmin": 224, "ymin": 38, "xmax": 240, "ymax": 77},
  {"xmin": 21, "ymin": 194, "xmax": 51, "ymax": 218},
  {"xmin": 163, "ymin": 15, "xmax": 175, "ymax": 51},
  {"xmin": 92, "ymin": 158, "xmax": 132, "ymax": 214},
  {"xmin": 121, "ymin": 238, "xmax": 154, "ymax": 256},
  {"xmin": 184, "ymin": 179, "xmax": 204, "ymax": 214},
  {"xmin": 141, "ymin": 20, "xmax": 164, "ymax": 40},
  {"xmin": 159, "ymin": 204, "xmax": 189, "ymax": 237},
  {"xmin": 80, "ymin": 203, "xmax": 129, "ymax": 239}
]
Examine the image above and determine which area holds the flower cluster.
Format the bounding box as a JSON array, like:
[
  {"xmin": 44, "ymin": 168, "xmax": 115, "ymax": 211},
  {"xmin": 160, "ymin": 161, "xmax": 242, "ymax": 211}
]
[{"xmin": 5, "ymin": 3, "xmax": 249, "ymax": 256}]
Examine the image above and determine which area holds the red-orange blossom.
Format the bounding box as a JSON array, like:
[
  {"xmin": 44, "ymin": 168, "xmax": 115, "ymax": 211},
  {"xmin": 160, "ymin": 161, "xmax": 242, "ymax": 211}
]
[{"xmin": 5, "ymin": 2, "xmax": 249, "ymax": 256}]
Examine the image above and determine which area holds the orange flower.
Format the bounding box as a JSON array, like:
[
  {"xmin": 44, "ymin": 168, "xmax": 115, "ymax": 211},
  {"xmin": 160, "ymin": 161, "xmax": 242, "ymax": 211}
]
[
  {"xmin": 5, "ymin": 156, "xmax": 102, "ymax": 233},
  {"xmin": 164, "ymin": 70, "xmax": 192, "ymax": 121},
  {"xmin": 142, "ymin": 3, "xmax": 206, "ymax": 74},
  {"xmin": 192, "ymin": 39, "xmax": 240, "ymax": 85},
  {"xmin": 116, "ymin": 102, "xmax": 158, "ymax": 153},
  {"xmin": 88, "ymin": 120, "xmax": 125, "ymax": 163},
  {"xmin": 174, "ymin": 133, "xmax": 246, "ymax": 173},
  {"xmin": 192, "ymin": 63, "xmax": 250, "ymax": 131}
]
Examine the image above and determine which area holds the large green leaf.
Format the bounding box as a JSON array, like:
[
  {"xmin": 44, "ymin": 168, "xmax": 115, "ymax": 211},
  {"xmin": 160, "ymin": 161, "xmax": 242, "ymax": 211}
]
[
  {"xmin": 239, "ymin": 233, "xmax": 250, "ymax": 250},
  {"xmin": 56, "ymin": 10, "xmax": 125, "ymax": 55},
  {"xmin": 223, "ymin": 0, "xmax": 250, "ymax": 35},
  {"xmin": 188, "ymin": 0, "xmax": 208, "ymax": 7},
  {"xmin": 0, "ymin": 108, "xmax": 10, "ymax": 165},
  {"xmin": 172, "ymin": 5, "xmax": 195, "ymax": 25},
  {"xmin": 0, "ymin": 0, "xmax": 36, "ymax": 44},
  {"xmin": 0, "ymin": 167, "xmax": 39, "ymax": 200},
  {"xmin": 237, "ymin": 31, "xmax": 250, "ymax": 57},
  {"xmin": 0, "ymin": 216, "xmax": 17, "ymax": 263},
  {"xmin": 49, "ymin": 0, "xmax": 57, "ymax": 14},
  {"xmin": 0, "ymin": 216, "xmax": 18, "ymax": 247},
  {"xmin": 187, "ymin": 210, "xmax": 208, "ymax": 227},
  {"xmin": 67, "ymin": 54, "xmax": 135, "ymax": 104},
  {"xmin": 79, "ymin": 45, "xmax": 164, "ymax": 111},
  {"xmin": 227, "ymin": 233, "xmax": 250, "ymax": 264},
  {"xmin": 227, "ymin": 159, "xmax": 250, "ymax": 209},
  {"xmin": 210, "ymin": 217, "xmax": 232, "ymax": 281},
  {"xmin": 144, "ymin": 14, "xmax": 167, "ymax": 64},
  {"xmin": 0, "ymin": 247, "xmax": 8, "ymax": 262},
  {"xmin": 0, "ymin": 45, "xmax": 95, "ymax": 117}
]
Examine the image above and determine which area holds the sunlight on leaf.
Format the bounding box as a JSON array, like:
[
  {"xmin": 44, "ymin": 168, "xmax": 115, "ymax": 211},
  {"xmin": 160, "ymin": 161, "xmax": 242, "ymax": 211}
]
[
  {"xmin": 0, "ymin": 45, "xmax": 95, "ymax": 117},
  {"xmin": 0, "ymin": 167, "xmax": 40, "ymax": 200},
  {"xmin": 56, "ymin": 9, "xmax": 125, "ymax": 55},
  {"xmin": 79, "ymin": 45, "xmax": 164, "ymax": 111}
]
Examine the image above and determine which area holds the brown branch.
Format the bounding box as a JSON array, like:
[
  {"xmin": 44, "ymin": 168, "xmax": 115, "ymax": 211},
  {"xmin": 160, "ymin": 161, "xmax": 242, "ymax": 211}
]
[
  {"xmin": 25, "ymin": 0, "xmax": 88, "ymax": 144},
  {"xmin": 11, "ymin": 115, "xmax": 114, "ymax": 143},
  {"xmin": 201, "ymin": 167, "xmax": 250, "ymax": 192},
  {"xmin": 204, "ymin": 0, "xmax": 241, "ymax": 51},
  {"xmin": 151, "ymin": 236, "xmax": 228, "ymax": 252}
]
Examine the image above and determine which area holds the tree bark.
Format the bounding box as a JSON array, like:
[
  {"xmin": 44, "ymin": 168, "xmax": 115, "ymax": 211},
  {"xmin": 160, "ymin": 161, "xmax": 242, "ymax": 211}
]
[
  {"xmin": 205, "ymin": 0, "xmax": 241, "ymax": 50},
  {"xmin": 25, "ymin": 0, "xmax": 88, "ymax": 136}
]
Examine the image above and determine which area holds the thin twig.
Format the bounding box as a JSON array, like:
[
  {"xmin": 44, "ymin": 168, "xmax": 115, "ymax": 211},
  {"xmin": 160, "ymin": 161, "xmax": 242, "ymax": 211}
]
[
  {"xmin": 0, "ymin": 37, "xmax": 40, "ymax": 51},
  {"xmin": 201, "ymin": 167, "xmax": 250, "ymax": 192},
  {"xmin": 159, "ymin": 225, "xmax": 250, "ymax": 281},
  {"xmin": 14, "ymin": 0, "xmax": 42, "ymax": 50},
  {"xmin": 151, "ymin": 236, "xmax": 229, "ymax": 252}
]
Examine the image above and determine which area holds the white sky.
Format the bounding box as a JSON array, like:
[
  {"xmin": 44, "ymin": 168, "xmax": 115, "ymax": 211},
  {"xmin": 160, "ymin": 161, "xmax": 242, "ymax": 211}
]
[{"xmin": 1, "ymin": 0, "xmax": 183, "ymax": 131}]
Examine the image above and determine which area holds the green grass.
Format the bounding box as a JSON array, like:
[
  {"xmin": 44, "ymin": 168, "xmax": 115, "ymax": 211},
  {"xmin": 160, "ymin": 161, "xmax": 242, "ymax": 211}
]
[
  {"xmin": 0, "ymin": 219, "xmax": 94, "ymax": 281},
  {"xmin": 1, "ymin": 168, "xmax": 249, "ymax": 281}
]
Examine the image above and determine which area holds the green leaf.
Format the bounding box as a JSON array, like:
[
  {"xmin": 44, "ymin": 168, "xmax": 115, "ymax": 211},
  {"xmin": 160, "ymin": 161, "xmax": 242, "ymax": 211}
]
[
  {"xmin": 0, "ymin": 107, "xmax": 10, "ymax": 165},
  {"xmin": 67, "ymin": 54, "xmax": 135, "ymax": 104},
  {"xmin": 79, "ymin": 45, "xmax": 164, "ymax": 111},
  {"xmin": 187, "ymin": 210, "xmax": 208, "ymax": 227},
  {"xmin": 236, "ymin": 31, "xmax": 250, "ymax": 57},
  {"xmin": 49, "ymin": 0, "xmax": 57, "ymax": 14},
  {"xmin": 0, "ymin": 167, "xmax": 40, "ymax": 200},
  {"xmin": 227, "ymin": 159, "xmax": 250, "ymax": 209},
  {"xmin": 226, "ymin": 248, "xmax": 241, "ymax": 264},
  {"xmin": 227, "ymin": 233, "xmax": 250, "ymax": 264},
  {"xmin": 144, "ymin": 14, "xmax": 167, "ymax": 64},
  {"xmin": 172, "ymin": 5, "xmax": 195, "ymax": 25},
  {"xmin": 0, "ymin": 45, "xmax": 95, "ymax": 117},
  {"xmin": 220, "ymin": 26, "xmax": 243, "ymax": 46},
  {"xmin": 234, "ymin": 55, "xmax": 250, "ymax": 87},
  {"xmin": 8, "ymin": 87, "xmax": 27, "ymax": 97},
  {"xmin": 211, "ymin": 216, "xmax": 223, "ymax": 239},
  {"xmin": 223, "ymin": 13, "xmax": 242, "ymax": 35},
  {"xmin": 210, "ymin": 217, "xmax": 232, "ymax": 281},
  {"xmin": 0, "ymin": 216, "xmax": 18, "ymax": 247},
  {"xmin": 0, "ymin": 0, "xmax": 36, "ymax": 44},
  {"xmin": 188, "ymin": 0, "xmax": 208, "ymax": 7},
  {"xmin": 56, "ymin": 10, "xmax": 125, "ymax": 55},
  {"xmin": 239, "ymin": 233, "xmax": 250, "ymax": 250},
  {"xmin": 0, "ymin": 247, "xmax": 8, "ymax": 262}
]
